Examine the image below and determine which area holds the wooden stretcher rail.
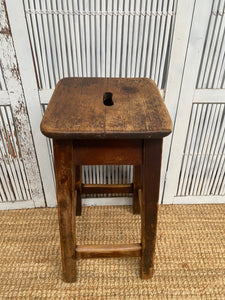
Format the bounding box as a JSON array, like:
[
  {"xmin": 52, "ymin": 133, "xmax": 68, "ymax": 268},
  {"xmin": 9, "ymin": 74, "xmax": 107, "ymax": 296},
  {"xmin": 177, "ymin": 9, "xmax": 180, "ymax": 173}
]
[
  {"xmin": 81, "ymin": 183, "xmax": 133, "ymax": 194},
  {"xmin": 138, "ymin": 188, "xmax": 142, "ymax": 211},
  {"xmin": 75, "ymin": 243, "xmax": 142, "ymax": 259}
]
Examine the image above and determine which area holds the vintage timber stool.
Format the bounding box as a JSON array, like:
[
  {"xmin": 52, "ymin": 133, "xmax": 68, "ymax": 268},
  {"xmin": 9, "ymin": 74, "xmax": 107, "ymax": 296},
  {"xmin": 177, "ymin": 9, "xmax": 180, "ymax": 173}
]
[{"xmin": 40, "ymin": 78, "xmax": 172, "ymax": 282}]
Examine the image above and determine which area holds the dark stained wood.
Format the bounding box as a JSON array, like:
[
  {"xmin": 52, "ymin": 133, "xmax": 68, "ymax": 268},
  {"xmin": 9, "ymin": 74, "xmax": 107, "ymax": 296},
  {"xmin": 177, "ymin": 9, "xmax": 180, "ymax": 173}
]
[
  {"xmin": 74, "ymin": 139, "xmax": 142, "ymax": 165},
  {"xmin": 141, "ymin": 139, "xmax": 162, "ymax": 279},
  {"xmin": 41, "ymin": 78, "xmax": 172, "ymax": 139},
  {"xmin": 41, "ymin": 78, "xmax": 105, "ymax": 139},
  {"xmin": 138, "ymin": 188, "xmax": 142, "ymax": 212},
  {"xmin": 75, "ymin": 165, "xmax": 82, "ymax": 216},
  {"xmin": 41, "ymin": 77, "xmax": 173, "ymax": 281},
  {"xmin": 76, "ymin": 243, "xmax": 141, "ymax": 259},
  {"xmin": 133, "ymin": 165, "xmax": 142, "ymax": 214},
  {"xmin": 53, "ymin": 140, "xmax": 76, "ymax": 282},
  {"xmin": 82, "ymin": 183, "xmax": 133, "ymax": 194}
]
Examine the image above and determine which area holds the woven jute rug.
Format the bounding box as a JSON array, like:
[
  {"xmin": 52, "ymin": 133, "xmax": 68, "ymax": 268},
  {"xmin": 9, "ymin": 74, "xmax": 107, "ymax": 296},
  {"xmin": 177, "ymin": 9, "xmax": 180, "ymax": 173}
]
[{"xmin": 0, "ymin": 204, "xmax": 224, "ymax": 299}]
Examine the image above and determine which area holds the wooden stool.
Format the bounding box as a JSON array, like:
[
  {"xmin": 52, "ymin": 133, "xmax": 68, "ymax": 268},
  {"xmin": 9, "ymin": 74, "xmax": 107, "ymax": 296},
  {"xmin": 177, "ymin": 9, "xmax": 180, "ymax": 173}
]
[{"xmin": 41, "ymin": 78, "xmax": 172, "ymax": 282}]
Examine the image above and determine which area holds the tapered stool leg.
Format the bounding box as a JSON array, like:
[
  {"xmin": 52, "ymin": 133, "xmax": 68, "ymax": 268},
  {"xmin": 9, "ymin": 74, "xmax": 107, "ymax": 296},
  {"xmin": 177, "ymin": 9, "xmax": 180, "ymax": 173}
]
[
  {"xmin": 133, "ymin": 165, "xmax": 142, "ymax": 214},
  {"xmin": 141, "ymin": 139, "xmax": 162, "ymax": 279},
  {"xmin": 53, "ymin": 140, "xmax": 76, "ymax": 282},
  {"xmin": 75, "ymin": 166, "xmax": 82, "ymax": 216}
]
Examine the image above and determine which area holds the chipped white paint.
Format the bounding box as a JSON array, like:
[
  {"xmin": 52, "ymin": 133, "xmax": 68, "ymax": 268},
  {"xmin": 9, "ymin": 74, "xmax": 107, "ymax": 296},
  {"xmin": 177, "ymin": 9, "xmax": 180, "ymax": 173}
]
[
  {"xmin": 0, "ymin": 106, "xmax": 31, "ymax": 202},
  {"xmin": 5, "ymin": 0, "xmax": 56, "ymax": 207},
  {"xmin": 0, "ymin": 0, "xmax": 45, "ymax": 208}
]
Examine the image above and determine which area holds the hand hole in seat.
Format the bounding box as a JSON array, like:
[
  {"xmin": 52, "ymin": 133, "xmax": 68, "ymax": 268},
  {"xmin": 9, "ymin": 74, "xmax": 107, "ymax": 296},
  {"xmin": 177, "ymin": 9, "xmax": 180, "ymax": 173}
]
[{"xmin": 103, "ymin": 92, "xmax": 114, "ymax": 106}]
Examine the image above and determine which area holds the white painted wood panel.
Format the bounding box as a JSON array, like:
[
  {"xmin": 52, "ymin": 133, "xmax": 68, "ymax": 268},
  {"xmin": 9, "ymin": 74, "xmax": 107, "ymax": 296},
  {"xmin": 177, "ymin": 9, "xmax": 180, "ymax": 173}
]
[
  {"xmin": 197, "ymin": 0, "xmax": 225, "ymax": 88},
  {"xmin": 194, "ymin": 89, "xmax": 225, "ymax": 103},
  {"xmin": 0, "ymin": 0, "xmax": 45, "ymax": 209},
  {"xmin": 160, "ymin": 0, "xmax": 196, "ymax": 202},
  {"xmin": 0, "ymin": 91, "xmax": 10, "ymax": 105},
  {"xmin": 177, "ymin": 103, "xmax": 225, "ymax": 197},
  {"xmin": 5, "ymin": 0, "xmax": 57, "ymax": 207},
  {"xmin": 168, "ymin": 195, "xmax": 225, "ymax": 205},
  {"xmin": 163, "ymin": 0, "xmax": 214, "ymax": 204},
  {"xmin": 0, "ymin": 66, "xmax": 6, "ymax": 90},
  {"xmin": 164, "ymin": 0, "xmax": 225, "ymax": 204}
]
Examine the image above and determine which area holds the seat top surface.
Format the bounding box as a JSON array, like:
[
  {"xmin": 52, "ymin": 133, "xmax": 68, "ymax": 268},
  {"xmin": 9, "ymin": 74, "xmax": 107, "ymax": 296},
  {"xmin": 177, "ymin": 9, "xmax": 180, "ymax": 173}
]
[{"xmin": 41, "ymin": 78, "xmax": 172, "ymax": 139}]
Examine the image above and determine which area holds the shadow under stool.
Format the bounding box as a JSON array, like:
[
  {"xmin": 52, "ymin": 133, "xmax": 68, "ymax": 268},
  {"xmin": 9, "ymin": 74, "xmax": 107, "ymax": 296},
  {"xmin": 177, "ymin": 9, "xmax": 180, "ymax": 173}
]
[{"xmin": 40, "ymin": 77, "xmax": 172, "ymax": 282}]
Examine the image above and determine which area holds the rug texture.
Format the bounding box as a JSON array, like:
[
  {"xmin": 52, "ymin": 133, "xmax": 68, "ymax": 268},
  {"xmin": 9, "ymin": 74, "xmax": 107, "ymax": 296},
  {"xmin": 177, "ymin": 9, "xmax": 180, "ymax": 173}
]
[{"xmin": 0, "ymin": 204, "xmax": 224, "ymax": 299}]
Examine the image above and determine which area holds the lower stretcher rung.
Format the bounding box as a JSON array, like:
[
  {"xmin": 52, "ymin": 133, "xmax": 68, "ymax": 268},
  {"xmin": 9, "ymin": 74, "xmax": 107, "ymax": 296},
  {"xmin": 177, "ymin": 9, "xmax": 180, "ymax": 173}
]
[
  {"xmin": 81, "ymin": 183, "xmax": 133, "ymax": 194},
  {"xmin": 75, "ymin": 243, "xmax": 141, "ymax": 258}
]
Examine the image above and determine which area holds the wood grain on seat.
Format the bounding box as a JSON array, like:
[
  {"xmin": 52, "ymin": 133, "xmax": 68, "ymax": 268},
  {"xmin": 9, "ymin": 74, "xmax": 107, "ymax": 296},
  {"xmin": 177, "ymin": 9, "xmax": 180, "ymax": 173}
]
[{"xmin": 41, "ymin": 78, "xmax": 172, "ymax": 139}]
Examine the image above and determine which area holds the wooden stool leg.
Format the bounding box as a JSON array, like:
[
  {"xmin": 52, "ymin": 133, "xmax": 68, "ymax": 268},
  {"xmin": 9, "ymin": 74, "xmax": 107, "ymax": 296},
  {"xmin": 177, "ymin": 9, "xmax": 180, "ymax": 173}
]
[
  {"xmin": 75, "ymin": 166, "xmax": 82, "ymax": 216},
  {"xmin": 53, "ymin": 140, "xmax": 76, "ymax": 282},
  {"xmin": 141, "ymin": 139, "xmax": 162, "ymax": 279},
  {"xmin": 133, "ymin": 165, "xmax": 141, "ymax": 214}
]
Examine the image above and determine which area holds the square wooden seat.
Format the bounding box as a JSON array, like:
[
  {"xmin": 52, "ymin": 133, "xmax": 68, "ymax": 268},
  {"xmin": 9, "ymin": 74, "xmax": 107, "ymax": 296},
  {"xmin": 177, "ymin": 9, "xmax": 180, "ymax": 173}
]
[{"xmin": 41, "ymin": 77, "xmax": 172, "ymax": 282}]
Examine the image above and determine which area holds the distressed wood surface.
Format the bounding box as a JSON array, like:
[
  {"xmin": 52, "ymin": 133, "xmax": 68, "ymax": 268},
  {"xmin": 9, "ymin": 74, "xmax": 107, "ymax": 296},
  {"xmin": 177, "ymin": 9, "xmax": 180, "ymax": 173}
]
[
  {"xmin": 75, "ymin": 166, "xmax": 82, "ymax": 216},
  {"xmin": 75, "ymin": 243, "xmax": 141, "ymax": 259},
  {"xmin": 133, "ymin": 165, "xmax": 142, "ymax": 214},
  {"xmin": 41, "ymin": 78, "xmax": 172, "ymax": 139},
  {"xmin": 141, "ymin": 139, "xmax": 162, "ymax": 279},
  {"xmin": 138, "ymin": 188, "xmax": 142, "ymax": 212},
  {"xmin": 40, "ymin": 76, "xmax": 172, "ymax": 281},
  {"xmin": 74, "ymin": 139, "xmax": 142, "ymax": 165},
  {"xmin": 53, "ymin": 139, "xmax": 76, "ymax": 282},
  {"xmin": 82, "ymin": 184, "xmax": 133, "ymax": 194},
  {"xmin": 0, "ymin": 0, "xmax": 45, "ymax": 207}
]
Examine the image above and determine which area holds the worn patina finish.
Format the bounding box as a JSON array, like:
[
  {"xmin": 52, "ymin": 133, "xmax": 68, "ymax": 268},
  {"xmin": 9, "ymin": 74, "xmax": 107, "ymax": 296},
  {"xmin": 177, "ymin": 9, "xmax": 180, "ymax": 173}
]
[
  {"xmin": 41, "ymin": 78, "xmax": 172, "ymax": 139},
  {"xmin": 41, "ymin": 77, "xmax": 172, "ymax": 282}
]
